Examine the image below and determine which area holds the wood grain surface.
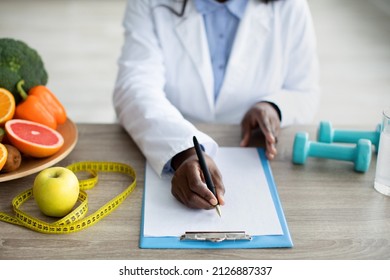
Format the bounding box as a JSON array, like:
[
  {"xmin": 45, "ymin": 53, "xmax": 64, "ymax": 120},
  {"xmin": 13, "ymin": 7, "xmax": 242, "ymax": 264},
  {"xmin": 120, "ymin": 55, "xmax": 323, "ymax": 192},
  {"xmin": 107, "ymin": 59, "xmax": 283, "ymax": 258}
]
[{"xmin": 0, "ymin": 123, "xmax": 389, "ymax": 260}]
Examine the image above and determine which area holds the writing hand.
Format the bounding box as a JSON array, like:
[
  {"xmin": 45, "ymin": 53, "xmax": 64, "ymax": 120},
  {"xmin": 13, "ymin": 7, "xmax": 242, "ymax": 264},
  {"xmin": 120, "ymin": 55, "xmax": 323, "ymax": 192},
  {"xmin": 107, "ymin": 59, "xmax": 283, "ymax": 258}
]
[{"xmin": 171, "ymin": 148, "xmax": 225, "ymax": 209}]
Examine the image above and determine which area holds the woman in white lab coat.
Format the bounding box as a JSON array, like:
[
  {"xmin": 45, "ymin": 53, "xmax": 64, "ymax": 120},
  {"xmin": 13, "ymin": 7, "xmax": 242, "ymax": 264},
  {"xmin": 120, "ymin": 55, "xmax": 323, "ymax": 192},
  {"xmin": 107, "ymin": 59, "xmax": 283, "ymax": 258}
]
[{"xmin": 113, "ymin": 0, "xmax": 320, "ymax": 209}]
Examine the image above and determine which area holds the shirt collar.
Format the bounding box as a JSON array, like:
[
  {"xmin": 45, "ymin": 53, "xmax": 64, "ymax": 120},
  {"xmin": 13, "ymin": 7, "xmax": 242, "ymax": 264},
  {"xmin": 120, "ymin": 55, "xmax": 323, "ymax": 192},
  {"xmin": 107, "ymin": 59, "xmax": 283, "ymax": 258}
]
[{"xmin": 194, "ymin": 0, "xmax": 248, "ymax": 19}]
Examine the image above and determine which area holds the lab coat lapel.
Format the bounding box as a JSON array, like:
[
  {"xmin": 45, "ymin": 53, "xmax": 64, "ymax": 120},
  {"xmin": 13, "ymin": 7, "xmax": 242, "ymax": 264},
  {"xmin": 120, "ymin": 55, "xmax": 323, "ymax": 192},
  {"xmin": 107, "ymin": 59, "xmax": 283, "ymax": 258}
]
[
  {"xmin": 175, "ymin": 5, "xmax": 215, "ymax": 113},
  {"xmin": 217, "ymin": 1, "xmax": 272, "ymax": 109}
]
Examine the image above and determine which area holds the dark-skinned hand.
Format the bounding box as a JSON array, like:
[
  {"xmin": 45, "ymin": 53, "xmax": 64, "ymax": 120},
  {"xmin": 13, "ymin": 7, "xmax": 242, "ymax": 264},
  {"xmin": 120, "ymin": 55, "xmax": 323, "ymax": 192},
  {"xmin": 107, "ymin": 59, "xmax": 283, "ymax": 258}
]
[
  {"xmin": 171, "ymin": 147, "xmax": 225, "ymax": 209},
  {"xmin": 240, "ymin": 102, "xmax": 281, "ymax": 160}
]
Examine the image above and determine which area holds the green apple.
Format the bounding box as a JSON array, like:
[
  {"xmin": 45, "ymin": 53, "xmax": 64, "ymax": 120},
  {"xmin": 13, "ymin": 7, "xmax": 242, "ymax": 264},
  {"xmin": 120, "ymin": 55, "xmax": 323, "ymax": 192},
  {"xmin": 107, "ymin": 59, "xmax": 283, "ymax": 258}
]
[{"xmin": 33, "ymin": 167, "xmax": 80, "ymax": 217}]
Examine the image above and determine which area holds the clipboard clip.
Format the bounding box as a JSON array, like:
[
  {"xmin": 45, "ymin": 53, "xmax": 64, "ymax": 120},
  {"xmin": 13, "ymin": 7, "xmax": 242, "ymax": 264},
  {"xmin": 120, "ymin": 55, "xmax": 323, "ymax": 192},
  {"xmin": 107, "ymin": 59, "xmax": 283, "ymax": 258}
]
[{"xmin": 180, "ymin": 231, "xmax": 252, "ymax": 243}]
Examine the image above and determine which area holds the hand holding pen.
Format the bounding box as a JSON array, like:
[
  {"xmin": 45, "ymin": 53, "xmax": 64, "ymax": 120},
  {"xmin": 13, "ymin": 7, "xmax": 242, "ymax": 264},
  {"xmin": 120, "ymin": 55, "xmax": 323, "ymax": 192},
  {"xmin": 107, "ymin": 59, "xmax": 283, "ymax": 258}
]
[
  {"xmin": 171, "ymin": 140, "xmax": 225, "ymax": 213},
  {"xmin": 192, "ymin": 136, "xmax": 222, "ymax": 217}
]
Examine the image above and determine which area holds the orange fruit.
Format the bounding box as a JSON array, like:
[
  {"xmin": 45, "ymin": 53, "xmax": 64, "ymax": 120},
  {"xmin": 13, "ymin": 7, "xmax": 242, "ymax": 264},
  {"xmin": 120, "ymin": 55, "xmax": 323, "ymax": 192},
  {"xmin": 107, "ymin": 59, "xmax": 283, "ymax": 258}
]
[
  {"xmin": 0, "ymin": 143, "xmax": 8, "ymax": 171},
  {"xmin": 0, "ymin": 88, "xmax": 16, "ymax": 126},
  {"xmin": 5, "ymin": 119, "xmax": 64, "ymax": 158}
]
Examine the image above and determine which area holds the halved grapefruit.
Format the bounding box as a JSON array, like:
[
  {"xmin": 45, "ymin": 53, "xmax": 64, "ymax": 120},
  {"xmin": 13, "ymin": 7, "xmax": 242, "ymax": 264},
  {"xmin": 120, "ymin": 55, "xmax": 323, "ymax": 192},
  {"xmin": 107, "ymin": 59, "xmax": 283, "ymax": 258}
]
[{"xmin": 5, "ymin": 119, "xmax": 64, "ymax": 158}]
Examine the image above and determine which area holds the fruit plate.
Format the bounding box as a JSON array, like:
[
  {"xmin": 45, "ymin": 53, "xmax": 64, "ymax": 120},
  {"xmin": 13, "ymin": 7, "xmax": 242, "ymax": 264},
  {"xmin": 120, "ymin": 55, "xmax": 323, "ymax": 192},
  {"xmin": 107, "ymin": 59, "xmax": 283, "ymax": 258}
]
[{"xmin": 0, "ymin": 119, "xmax": 78, "ymax": 182}]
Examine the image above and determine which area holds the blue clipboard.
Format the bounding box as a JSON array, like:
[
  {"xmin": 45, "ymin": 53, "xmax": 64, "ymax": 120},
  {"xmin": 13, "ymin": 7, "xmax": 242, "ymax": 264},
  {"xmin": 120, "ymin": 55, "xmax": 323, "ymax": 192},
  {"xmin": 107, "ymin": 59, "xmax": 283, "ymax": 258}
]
[{"xmin": 139, "ymin": 148, "xmax": 293, "ymax": 249}]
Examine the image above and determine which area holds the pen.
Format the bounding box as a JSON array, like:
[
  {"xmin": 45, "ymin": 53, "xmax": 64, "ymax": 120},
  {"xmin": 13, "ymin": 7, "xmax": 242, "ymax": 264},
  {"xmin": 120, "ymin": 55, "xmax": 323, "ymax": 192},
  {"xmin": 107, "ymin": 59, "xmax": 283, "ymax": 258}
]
[{"xmin": 193, "ymin": 136, "xmax": 222, "ymax": 217}]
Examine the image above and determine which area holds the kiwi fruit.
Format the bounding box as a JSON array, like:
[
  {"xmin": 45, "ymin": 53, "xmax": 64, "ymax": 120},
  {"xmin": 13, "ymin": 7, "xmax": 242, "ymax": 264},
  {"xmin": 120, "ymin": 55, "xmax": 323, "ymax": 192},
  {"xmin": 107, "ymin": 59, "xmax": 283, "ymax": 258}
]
[{"xmin": 2, "ymin": 144, "xmax": 22, "ymax": 172}]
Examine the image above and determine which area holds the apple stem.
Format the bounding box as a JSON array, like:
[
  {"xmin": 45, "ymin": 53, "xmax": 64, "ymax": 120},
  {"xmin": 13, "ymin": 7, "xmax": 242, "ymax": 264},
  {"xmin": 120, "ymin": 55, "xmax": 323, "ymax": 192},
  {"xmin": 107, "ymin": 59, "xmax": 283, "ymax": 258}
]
[{"xmin": 50, "ymin": 173, "xmax": 61, "ymax": 179}]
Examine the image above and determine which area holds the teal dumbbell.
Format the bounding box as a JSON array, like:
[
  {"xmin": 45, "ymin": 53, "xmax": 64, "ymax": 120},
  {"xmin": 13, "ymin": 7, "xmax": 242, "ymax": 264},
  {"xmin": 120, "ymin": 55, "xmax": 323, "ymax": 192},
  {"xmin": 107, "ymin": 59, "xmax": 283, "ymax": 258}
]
[
  {"xmin": 317, "ymin": 121, "xmax": 381, "ymax": 152},
  {"xmin": 293, "ymin": 132, "xmax": 372, "ymax": 172}
]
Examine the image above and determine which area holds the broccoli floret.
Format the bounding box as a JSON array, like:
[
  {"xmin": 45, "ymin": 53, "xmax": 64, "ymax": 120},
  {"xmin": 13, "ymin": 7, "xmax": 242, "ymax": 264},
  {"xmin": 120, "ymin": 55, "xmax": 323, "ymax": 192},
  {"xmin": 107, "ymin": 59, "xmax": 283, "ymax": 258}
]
[{"xmin": 0, "ymin": 38, "xmax": 48, "ymax": 103}]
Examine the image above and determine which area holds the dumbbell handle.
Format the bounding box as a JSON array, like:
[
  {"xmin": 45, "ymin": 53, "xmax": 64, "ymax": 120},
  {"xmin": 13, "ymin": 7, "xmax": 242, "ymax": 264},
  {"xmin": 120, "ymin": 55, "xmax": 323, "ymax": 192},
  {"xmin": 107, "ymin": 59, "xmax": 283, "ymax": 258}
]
[
  {"xmin": 293, "ymin": 132, "xmax": 372, "ymax": 172},
  {"xmin": 308, "ymin": 142, "xmax": 355, "ymax": 161},
  {"xmin": 332, "ymin": 129, "xmax": 379, "ymax": 145},
  {"xmin": 318, "ymin": 122, "xmax": 380, "ymax": 151}
]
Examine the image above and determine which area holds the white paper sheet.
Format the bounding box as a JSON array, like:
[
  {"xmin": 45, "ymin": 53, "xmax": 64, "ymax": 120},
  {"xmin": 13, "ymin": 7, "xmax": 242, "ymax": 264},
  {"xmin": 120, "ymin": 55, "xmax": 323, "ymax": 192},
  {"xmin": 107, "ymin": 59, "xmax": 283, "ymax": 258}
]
[{"xmin": 143, "ymin": 147, "xmax": 283, "ymax": 237}]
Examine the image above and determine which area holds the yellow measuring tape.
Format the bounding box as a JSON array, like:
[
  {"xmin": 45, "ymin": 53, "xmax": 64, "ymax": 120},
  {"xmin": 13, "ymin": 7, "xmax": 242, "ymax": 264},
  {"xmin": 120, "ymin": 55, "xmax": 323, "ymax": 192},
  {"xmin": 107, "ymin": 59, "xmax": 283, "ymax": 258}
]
[{"xmin": 0, "ymin": 161, "xmax": 136, "ymax": 234}]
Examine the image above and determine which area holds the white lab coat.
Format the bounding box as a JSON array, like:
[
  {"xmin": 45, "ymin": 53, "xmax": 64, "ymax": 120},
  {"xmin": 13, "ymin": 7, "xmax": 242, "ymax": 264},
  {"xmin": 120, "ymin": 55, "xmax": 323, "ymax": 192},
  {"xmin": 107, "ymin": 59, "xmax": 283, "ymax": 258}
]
[{"xmin": 113, "ymin": 0, "xmax": 320, "ymax": 175}]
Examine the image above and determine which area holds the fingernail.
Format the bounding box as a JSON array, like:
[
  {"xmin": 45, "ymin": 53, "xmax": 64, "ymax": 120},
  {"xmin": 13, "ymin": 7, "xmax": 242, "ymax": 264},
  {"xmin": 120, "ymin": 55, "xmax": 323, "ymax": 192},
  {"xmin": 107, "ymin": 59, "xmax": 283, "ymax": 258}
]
[
  {"xmin": 218, "ymin": 195, "xmax": 225, "ymax": 205},
  {"xmin": 267, "ymin": 152, "xmax": 274, "ymax": 160}
]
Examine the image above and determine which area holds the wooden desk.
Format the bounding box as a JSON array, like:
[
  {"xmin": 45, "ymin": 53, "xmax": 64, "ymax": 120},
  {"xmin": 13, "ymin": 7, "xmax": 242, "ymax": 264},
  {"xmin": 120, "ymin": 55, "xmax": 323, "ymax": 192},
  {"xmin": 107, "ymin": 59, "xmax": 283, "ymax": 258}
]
[{"xmin": 0, "ymin": 123, "xmax": 389, "ymax": 260}]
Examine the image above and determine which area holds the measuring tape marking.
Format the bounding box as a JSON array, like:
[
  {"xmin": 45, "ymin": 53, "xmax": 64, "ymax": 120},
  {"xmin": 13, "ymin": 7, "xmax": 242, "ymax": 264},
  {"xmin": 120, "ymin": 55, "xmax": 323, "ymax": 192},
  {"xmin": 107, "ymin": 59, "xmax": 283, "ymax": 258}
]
[{"xmin": 0, "ymin": 161, "xmax": 137, "ymax": 234}]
